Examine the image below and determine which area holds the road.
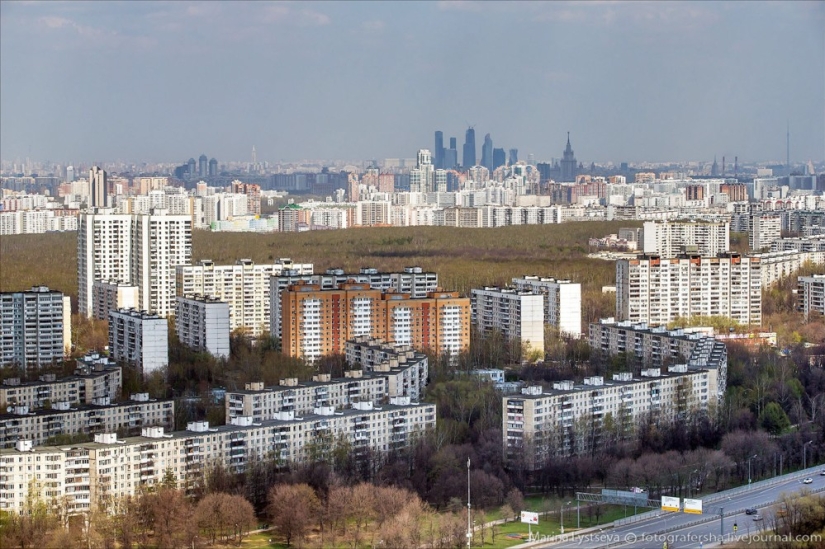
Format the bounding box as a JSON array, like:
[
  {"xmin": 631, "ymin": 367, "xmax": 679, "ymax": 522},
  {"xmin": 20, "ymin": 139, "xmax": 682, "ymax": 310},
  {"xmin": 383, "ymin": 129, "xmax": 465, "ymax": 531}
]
[{"xmin": 527, "ymin": 468, "xmax": 825, "ymax": 549}]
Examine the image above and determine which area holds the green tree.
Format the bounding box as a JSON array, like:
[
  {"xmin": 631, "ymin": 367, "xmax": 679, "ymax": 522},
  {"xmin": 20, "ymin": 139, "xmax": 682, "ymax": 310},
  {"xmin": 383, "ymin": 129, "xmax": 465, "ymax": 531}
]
[{"xmin": 759, "ymin": 402, "xmax": 791, "ymax": 435}]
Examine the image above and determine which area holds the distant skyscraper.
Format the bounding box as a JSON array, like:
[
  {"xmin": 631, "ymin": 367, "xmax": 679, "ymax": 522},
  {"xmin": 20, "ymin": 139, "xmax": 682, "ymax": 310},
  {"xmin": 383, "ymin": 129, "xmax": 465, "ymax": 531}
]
[
  {"xmin": 481, "ymin": 134, "xmax": 493, "ymax": 172},
  {"xmin": 493, "ymin": 148, "xmax": 506, "ymax": 170},
  {"xmin": 509, "ymin": 149, "xmax": 518, "ymax": 165},
  {"xmin": 209, "ymin": 158, "xmax": 218, "ymax": 177},
  {"xmin": 89, "ymin": 166, "xmax": 107, "ymax": 208},
  {"xmin": 252, "ymin": 145, "xmax": 257, "ymax": 164},
  {"xmin": 560, "ymin": 133, "xmax": 578, "ymax": 182},
  {"xmin": 410, "ymin": 149, "xmax": 435, "ymax": 192},
  {"xmin": 450, "ymin": 137, "xmax": 457, "ymax": 150},
  {"xmin": 66, "ymin": 165, "xmax": 75, "ymax": 183},
  {"xmin": 434, "ymin": 131, "xmax": 444, "ymax": 169},
  {"xmin": 198, "ymin": 154, "xmax": 208, "ymax": 178},
  {"xmin": 444, "ymin": 147, "xmax": 458, "ymax": 170},
  {"xmin": 187, "ymin": 158, "xmax": 196, "ymax": 178},
  {"xmin": 711, "ymin": 156, "xmax": 719, "ymax": 176},
  {"xmin": 463, "ymin": 127, "xmax": 476, "ymax": 168}
]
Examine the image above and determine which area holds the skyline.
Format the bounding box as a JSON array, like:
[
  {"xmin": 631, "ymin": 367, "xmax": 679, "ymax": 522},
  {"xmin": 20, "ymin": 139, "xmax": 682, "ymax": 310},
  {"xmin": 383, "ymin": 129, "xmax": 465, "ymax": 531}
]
[{"xmin": 1, "ymin": 1, "xmax": 824, "ymax": 165}]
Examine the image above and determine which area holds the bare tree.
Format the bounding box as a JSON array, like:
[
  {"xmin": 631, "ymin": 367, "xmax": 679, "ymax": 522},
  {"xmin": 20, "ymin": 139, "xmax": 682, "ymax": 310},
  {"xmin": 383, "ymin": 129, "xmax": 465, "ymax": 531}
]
[{"xmin": 267, "ymin": 483, "xmax": 320, "ymax": 547}]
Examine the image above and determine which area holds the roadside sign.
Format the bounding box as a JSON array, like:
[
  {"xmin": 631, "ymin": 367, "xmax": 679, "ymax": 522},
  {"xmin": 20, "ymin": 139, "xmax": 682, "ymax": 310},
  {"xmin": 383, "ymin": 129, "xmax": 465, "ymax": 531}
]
[
  {"xmin": 661, "ymin": 496, "xmax": 680, "ymax": 512},
  {"xmin": 683, "ymin": 498, "xmax": 702, "ymax": 514},
  {"xmin": 521, "ymin": 511, "xmax": 539, "ymax": 524}
]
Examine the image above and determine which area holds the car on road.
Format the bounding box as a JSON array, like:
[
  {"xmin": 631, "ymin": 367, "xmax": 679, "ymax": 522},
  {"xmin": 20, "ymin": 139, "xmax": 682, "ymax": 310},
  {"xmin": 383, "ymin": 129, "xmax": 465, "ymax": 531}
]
[
  {"xmin": 803, "ymin": 477, "xmax": 814, "ymax": 484},
  {"xmin": 753, "ymin": 514, "xmax": 764, "ymax": 521},
  {"xmin": 745, "ymin": 508, "xmax": 758, "ymax": 515},
  {"xmin": 820, "ymin": 470, "xmax": 825, "ymax": 476}
]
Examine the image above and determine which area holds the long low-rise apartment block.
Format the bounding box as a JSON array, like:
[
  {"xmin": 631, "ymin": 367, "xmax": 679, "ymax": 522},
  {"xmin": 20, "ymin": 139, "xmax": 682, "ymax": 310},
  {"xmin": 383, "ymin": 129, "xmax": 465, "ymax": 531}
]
[
  {"xmin": 588, "ymin": 319, "xmax": 728, "ymax": 397},
  {"xmin": 751, "ymin": 249, "xmax": 825, "ymax": 287},
  {"xmin": 0, "ymin": 394, "xmax": 174, "ymax": 448},
  {"xmin": 504, "ymin": 367, "xmax": 719, "ymax": 468},
  {"xmin": 0, "ymin": 353, "xmax": 122, "ymax": 409},
  {"xmin": 0, "ymin": 398, "xmax": 435, "ymax": 515},
  {"xmin": 227, "ymin": 338, "xmax": 428, "ymax": 422}
]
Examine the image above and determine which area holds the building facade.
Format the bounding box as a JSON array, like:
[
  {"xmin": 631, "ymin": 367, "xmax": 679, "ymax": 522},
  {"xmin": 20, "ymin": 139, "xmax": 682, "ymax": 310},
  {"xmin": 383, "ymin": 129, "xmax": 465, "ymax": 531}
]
[
  {"xmin": 0, "ymin": 353, "xmax": 121, "ymax": 409},
  {"xmin": 470, "ymin": 287, "xmax": 545, "ymax": 359},
  {"xmin": 282, "ymin": 282, "xmax": 470, "ymax": 362},
  {"xmin": 512, "ymin": 276, "xmax": 582, "ymax": 338},
  {"xmin": 78, "ymin": 209, "xmax": 192, "ymax": 318},
  {"xmin": 0, "ymin": 286, "xmax": 71, "ymax": 368},
  {"xmin": 108, "ymin": 309, "xmax": 169, "ymax": 375},
  {"xmin": 0, "ymin": 394, "xmax": 174, "ymax": 448},
  {"xmin": 799, "ymin": 274, "xmax": 825, "ymax": 320},
  {"xmin": 175, "ymin": 258, "xmax": 312, "ymax": 337},
  {"xmin": 92, "ymin": 280, "xmax": 139, "ymax": 321},
  {"xmin": 0, "ymin": 399, "xmax": 435, "ymax": 515},
  {"xmin": 504, "ymin": 368, "xmax": 718, "ymax": 468},
  {"xmin": 270, "ymin": 267, "xmax": 440, "ymax": 339},
  {"xmin": 641, "ymin": 220, "xmax": 729, "ymax": 258},
  {"xmin": 175, "ymin": 295, "xmax": 230, "ymax": 358},
  {"xmin": 616, "ymin": 253, "xmax": 762, "ymax": 326}
]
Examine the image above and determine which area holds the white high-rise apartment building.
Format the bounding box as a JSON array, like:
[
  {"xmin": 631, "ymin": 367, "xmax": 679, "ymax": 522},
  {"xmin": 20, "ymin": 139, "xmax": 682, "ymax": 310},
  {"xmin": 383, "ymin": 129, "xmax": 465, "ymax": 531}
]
[
  {"xmin": 642, "ymin": 220, "xmax": 729, "ymax": 258},
  {"xmin": 0, "ymin": 287, "xmax": 71, "ymax": 368},
  {"xmin": 512, "ymin": 276, "xmax": 582, "ymax": 338},
  {"xmin": 799, "ymin": 274, "xmax": 825, "ymax": 320},
  {"xmin": 78, "ymin": 210, "xmax": 133, "ymax": 317},
  {"xmin": 131, "ymin": 210, "xmax": 192, "ymax": 317},
  {"xmin": 175, "ymin": 259, "xmax": 308, "ymax": 337},
  {"xmin": 616, "ymin": 253, "xmax": 762, "ymax": 326},
  {"xmin": 470, "ymin": 287, "xmax": 545, "ymax": 358},
  {"xmin": 749, "ymin": 213, "xmax": 782, "ymax": 251},
  {"xmin": 78, "ymin": 209, "xmax": 192, "ymax": 318},
  {"xmin": 175, "ymin": 295, "xmax": 230, "ymax": 358},
  {"xmin": 108, "ymin": 309, "xmax": 169, "ymax": 375}
]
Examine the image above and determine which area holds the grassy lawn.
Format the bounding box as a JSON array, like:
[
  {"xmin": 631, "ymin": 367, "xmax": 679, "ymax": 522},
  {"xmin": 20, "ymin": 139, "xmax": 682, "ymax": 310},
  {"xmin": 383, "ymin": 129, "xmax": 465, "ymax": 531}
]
[
  {"xmin": 240, "ymin": 531, "xmax": 282, "ymax": 548},
  {"xmin": 238, "ymin": 502, "xmax": 647, "ymax": 549},
  {"xmin": 487, "ymin": 502, "xmax": 647, "ymax": 531}
]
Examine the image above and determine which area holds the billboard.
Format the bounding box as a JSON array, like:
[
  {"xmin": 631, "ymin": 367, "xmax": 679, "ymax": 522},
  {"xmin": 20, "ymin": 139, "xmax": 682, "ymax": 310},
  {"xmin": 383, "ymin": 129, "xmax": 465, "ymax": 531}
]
[
  {"xmin": 520, "ymin": 511, "xmax": 539, "ymax": 525},
  {"xmin": 683, "ymin": 498, "xmax": 703, "ymax": 514},
  {"xmin": 661, "ymin": 496, "xmax": 680, "ymax": 512}
]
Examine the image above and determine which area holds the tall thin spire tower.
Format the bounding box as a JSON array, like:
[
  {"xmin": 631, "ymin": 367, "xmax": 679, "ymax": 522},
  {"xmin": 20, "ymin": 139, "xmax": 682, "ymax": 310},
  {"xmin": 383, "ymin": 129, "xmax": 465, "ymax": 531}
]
[{"xmin": 786, "ymin": 121, "xmax": 790, "ymax": 176}]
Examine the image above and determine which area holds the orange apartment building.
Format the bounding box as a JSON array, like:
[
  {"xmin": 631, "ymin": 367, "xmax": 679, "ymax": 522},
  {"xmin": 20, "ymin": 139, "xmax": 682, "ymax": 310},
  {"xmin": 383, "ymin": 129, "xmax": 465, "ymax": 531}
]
[{"xmin": 282, "ymin": 282, "xmax": 470, "ymax": 362}]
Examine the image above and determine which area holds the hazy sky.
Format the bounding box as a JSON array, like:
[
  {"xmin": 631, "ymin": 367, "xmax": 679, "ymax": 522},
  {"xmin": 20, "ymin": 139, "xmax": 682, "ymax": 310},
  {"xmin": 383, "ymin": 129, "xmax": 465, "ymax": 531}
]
[{"xmin": 1, "ymin": 1, "xmax": 823, "ymax": 165}]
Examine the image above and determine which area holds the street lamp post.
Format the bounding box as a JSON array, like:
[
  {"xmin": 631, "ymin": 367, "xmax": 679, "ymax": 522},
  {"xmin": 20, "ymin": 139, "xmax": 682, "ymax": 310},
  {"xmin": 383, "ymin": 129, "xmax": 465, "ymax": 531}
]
[
  {"xmin": 560, "ymin": 501, "xmax": 571, "ymax": 534},
  {"xmin": 747, "ymin": 455, "xmax": 757, "ymax": 485},
  {"xmin": 804, "ymin": 440, "xmax": 814, "ymax": 471},
  {"xmin": 467, "ymin": 457, "xmax": 471, "ymax": 549},
  {"xmin": 719, "ymin": 506, "xmax": 725, "ymax": 545}
]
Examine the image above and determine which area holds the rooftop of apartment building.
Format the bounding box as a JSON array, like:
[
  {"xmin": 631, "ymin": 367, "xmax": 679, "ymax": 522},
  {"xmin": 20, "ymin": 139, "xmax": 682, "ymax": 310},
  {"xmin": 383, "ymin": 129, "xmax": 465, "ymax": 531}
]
[
  {"xmin": 0, "ymin": 399, "xmax": 435, "ymax": 455},
  {"xmin": 111, "ymin": 308, "xmax": 163, "ymax": 320},
  {"xmin": 0, "ymin": 395, "xmax": 172, "ymax": 419},
  {"xmin": 508, "ymin": 367, "xmax": 712, "ymax": 401}
]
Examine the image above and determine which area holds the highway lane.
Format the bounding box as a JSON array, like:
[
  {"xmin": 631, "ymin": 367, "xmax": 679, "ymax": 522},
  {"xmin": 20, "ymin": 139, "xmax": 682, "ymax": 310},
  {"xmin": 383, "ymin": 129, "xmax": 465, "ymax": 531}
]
[{"xmin": 535, "ymin": 468, "xmax": 825, "ymax": 549}]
